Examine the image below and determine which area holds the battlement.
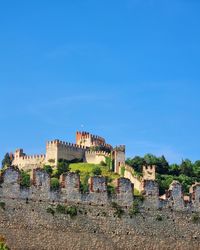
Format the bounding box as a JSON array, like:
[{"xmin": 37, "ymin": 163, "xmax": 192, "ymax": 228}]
[
  {"xmin": 143, "ymin": 165, "xmax": 156, "ymax": 180},
  {"xmin": 46, "ymin": 140, "xmax": 87, "ymax": 149},
  {"xmin": 85, "ymin": 151, "xmax": 111, "ymax": 157},
  {"xmin": 76, "ymin": 131, "xmax": 105, "ymax": 142},
  {"xmin": 22, "ymin": 154, "xmax": 46, "ymax": 160},
  {"xmin": 114, "ymin": 145, "xmax": 125, "ymax": 152},
  {"xmin": 1, "ymin": 166, "xmax": 200, "ymax": 212}
]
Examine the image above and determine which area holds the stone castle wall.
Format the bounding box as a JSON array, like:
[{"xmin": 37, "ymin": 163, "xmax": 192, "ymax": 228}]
[
  {"xmin": 0, "ymin": 166, "xmax": 200, "ymax": 249},
  {"xmin": 12, "ymin": 151, "xmax": 46, "ymax": 171},
  {"xmin": 84, "ymin": 151, "xmax": 110, "ymax": 165},
  {"xmin": 1, "ymin": 166, "xmax": 200, "ymax": 213}
]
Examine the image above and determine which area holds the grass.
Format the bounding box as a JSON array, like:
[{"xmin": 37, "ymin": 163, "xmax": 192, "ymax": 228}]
[{"xmin": 69, "ymin": 163, "xmax": 120, "ymax": 183}]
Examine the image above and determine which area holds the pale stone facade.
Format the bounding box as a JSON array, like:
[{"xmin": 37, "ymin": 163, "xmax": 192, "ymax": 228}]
[{"xmin": 12, "ymin": 131, "xmax": 126, "ymax": 171}]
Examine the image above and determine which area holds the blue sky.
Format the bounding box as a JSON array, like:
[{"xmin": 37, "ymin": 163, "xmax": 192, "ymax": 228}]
[{"xmin": 0, "ymin": 0, "xmax": 200, "ymax": 163}]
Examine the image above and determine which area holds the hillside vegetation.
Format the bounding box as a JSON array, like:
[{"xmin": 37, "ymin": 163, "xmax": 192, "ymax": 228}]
[{"xmin": 127, "ymin": 154, "xmax": 200, "ymax": 194}]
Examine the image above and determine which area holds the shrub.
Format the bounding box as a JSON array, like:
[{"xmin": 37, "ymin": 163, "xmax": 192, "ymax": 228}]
[
  {"xmin": 80, "ymin": 174, "xmax": 90, "ymax": 193},
  {"xmin": 107, "ymin": 185, "xmax": 115, "ymax": 195},
  {"xmin": 43, "ymin": 165, "xmax": 53, "ymax": 175},
  {"xmin": 0, "ymin": 235, "xmax": 9, "ymax": 250},
  {"xmin": 56, "ymin": 204, "xmax": 66, "ymax": 214},
  {"xmin": 55, "ymin": 159, "xmax": 70, "ymax": 178},
  {"xmin": 20, "ymin": 170, "xmax": 30, "ymax": 188},
  {"xmin": 192, "ymin": 213, "xmax": 200, "ymax": 223},
  {"xmin": 134, "ymin": 195, "xmax": 145, "ymax": 203},
  {"xmin": 0, "ymin": 242, "xmax": 9, "ymax": 250},
  {"xmin": 0, "ymin": 202, "xmax": 5, "ymax": 210},
  {"xmin": 46, "ymin": 207, "xmax": 55, "ymax": 216},
  {"xmin": 66, "ymin": 206, "xmax": 77, "ymax": 218},
  {"xmin": 50, "ymin": 178, "xmax": 60, "ymax": 190},
  {"xmin": 92, "ymin": 166, "xmax": 102, "ymax": 176},
  {"xmin": 75, "ymin": 169, "xmax": 80, "ymax": 175},
  {"xmin": 80, "ymin": 183, "xmax": 89, "ymax": 193},
  {"xmin": 55, "ymin": 204, "xmax": 77, "ymax": 218},
  {"xmin": 129, "ymin": 200, "xmax": 140, "ymax": 216},
  {"xmin": 156, "ymin": 214, "xmax": 163, "ymax": 221},
  {"xmin": 111, "ymin": 202, "xmax": 124, "ymax": 218}
]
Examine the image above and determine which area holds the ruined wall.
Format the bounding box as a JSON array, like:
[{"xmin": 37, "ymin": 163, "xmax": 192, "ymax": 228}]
[
  {"xmin": 190, "ymin": 183, "xmax": 200, "ymax": 211},
  {"xmin": 2, "ymin": 166, "xmax": 200, "ymax": 213},
  {"xmin": 143, "ymin": 165, "xmax": 156, "ymax": 180},
  {"xmin": 114, "ymin": 177, "xmax": 134, "ymax": 206},
  {"xmin": 142, "ymin": 180, "xmax": 160, "ymax": 209},
  {"xmin": 0, "ymin": 169, "xmax": 200, "ymax": 249},
  {"xmin": 123, "ymin": 165, "xmax": 142, "ymax": 192}
]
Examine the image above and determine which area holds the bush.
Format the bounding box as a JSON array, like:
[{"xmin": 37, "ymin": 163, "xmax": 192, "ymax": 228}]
[
  {"xmin": 92, "ymin": 166, "xmax": 102, "ymax": 176},
  {"xmin": 20, "ymin": 170, "xmax": 30, "ymax": 188},
  {"xmin": 55, "ymin": 204, "xmax": 77, "ymax": 218},
  {"xmin": 134, "ymin": 195, "xmax": 145, "ymax": 203},
  {"xmin": 66, "ymin": 206, "xmax": 77, "ymax": 218},
  {"xmin": 43, "ymin": 165, "xmax": 53, "ymax": 175},
  {"xmin": 80, "ymin": 174, "xmax": 89, "ymax": 193},
  {"xmin": 129, "ymin": 200, "xmax": 140, "ymax": 216},
  {"xmin": 0, "ymin": 202, "xmax": 5, "ymax": 210},
  {"xmin": 111, "ymin": 202, "xmax": 124, "ymax": 218},
  {"xmin": 156, "ymin": 214, "xmax": 163, "ymax": 221},
  {"xmin": 50, "ymin": 178, "xmax": 60, "ymax": 190},
  {"xmin": 107, "ymin": 185, "xmax": 115, "ymax": 195},
  {"xmin": 56, "ymin": 159, "xmax": 70, "ymax": 178},
  {"xmin": 192, "ymin": 213, "xmax": 200, "ymax": 223},
  {"xmin": 0, "ymin": 242, "xmax": 9, "ymax": 250},
  {"xmin": 46, "ymin": 207, "xmax": 55, "ymax": 216},
  {"xmin": 80, "ymin": 183, "xmax": 89, "ymax": 193},
  {"xmin": 75, "ymin": 169, "xmax": 80, "ymax": 175},
  {"xmin": 56, "ymin": 204, "xmax": 66, "ymax": 214},
  {"xmin": 0, "ymin": 235, "xmax": 9, "ymax": 250}
]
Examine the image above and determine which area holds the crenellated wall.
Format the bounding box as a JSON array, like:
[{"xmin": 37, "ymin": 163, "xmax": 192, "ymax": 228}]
[
  {"xmin": 12, "ymin": 149, "xmax": 46, "ymax": 170},
  {"xmin": 46, "ymin": 140, "xmax": 87, "ymax": 165},
  {"xmin": 85, "ymin": 151, "xmax": 110, "ymax": 164},
  {"xmin": 1, "ymin": 166, "xmax": 200, "ymax": 213},
  {"xmin": 76, "ymin": 131, "xmax": 113, "ymax": 149}
]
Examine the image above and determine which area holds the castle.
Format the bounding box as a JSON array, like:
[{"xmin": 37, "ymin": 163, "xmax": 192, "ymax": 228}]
[{"xmin": 12, "ymin": 131, "xmax": 126, "ymax": 172}]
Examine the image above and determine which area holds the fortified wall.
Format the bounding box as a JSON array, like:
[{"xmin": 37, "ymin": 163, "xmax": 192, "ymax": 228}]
[
  {"xmin": 1, "ymin": 166, "xmax": 200, "ymax": 212},
  {"xmin": 0, "ymin": 166, "xmax": 200, "ymax": 250}
]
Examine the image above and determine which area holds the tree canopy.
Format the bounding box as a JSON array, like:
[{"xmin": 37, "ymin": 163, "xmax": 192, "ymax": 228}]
[{"xmin": 126, "ymin": 154, "xmax": 200, "ymax": 194}]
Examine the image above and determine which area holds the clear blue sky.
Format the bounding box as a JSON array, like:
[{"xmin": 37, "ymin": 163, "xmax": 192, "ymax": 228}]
[{"xmin": 0, "ymin": 0, "xmax": 200, "ymax": 164}]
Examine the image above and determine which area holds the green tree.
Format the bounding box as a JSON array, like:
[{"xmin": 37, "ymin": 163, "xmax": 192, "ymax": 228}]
[
  {"xmin": 43, "ymin": 165, "xmax": 53, "ymax": 175},
  {"xmin": 50, "ymin": 177, "xmax": 60, "ymax": 190},
  {"xmin": 92, "ymin": 166, "xmax": 102, "ymax": 176},
  {"xmin": 20, "ymin": 170, "xmax": 31, "ymax": 188},
  {"xmin": 169, "ymin": 164, "xmax": 180, "ymax": 176},
  {"xmin": 180, "ymin": 159, "xmax": 193, "ymax": 177},
  {"xmin": 126, "ymin": 156, "xmax": 145, "ymax": 172},
  {"xmin": 55, "ymin": 159, "xmax": 70, "ymax": 178},
  {"xmin": 1, "ymin": 153, "xmax": 12, "ymax": 169}
]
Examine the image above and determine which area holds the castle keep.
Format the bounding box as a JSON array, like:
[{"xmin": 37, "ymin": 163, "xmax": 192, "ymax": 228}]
[{"xmin": 12, "ymin": 131, "xmax": 125, "ymax": 171}]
